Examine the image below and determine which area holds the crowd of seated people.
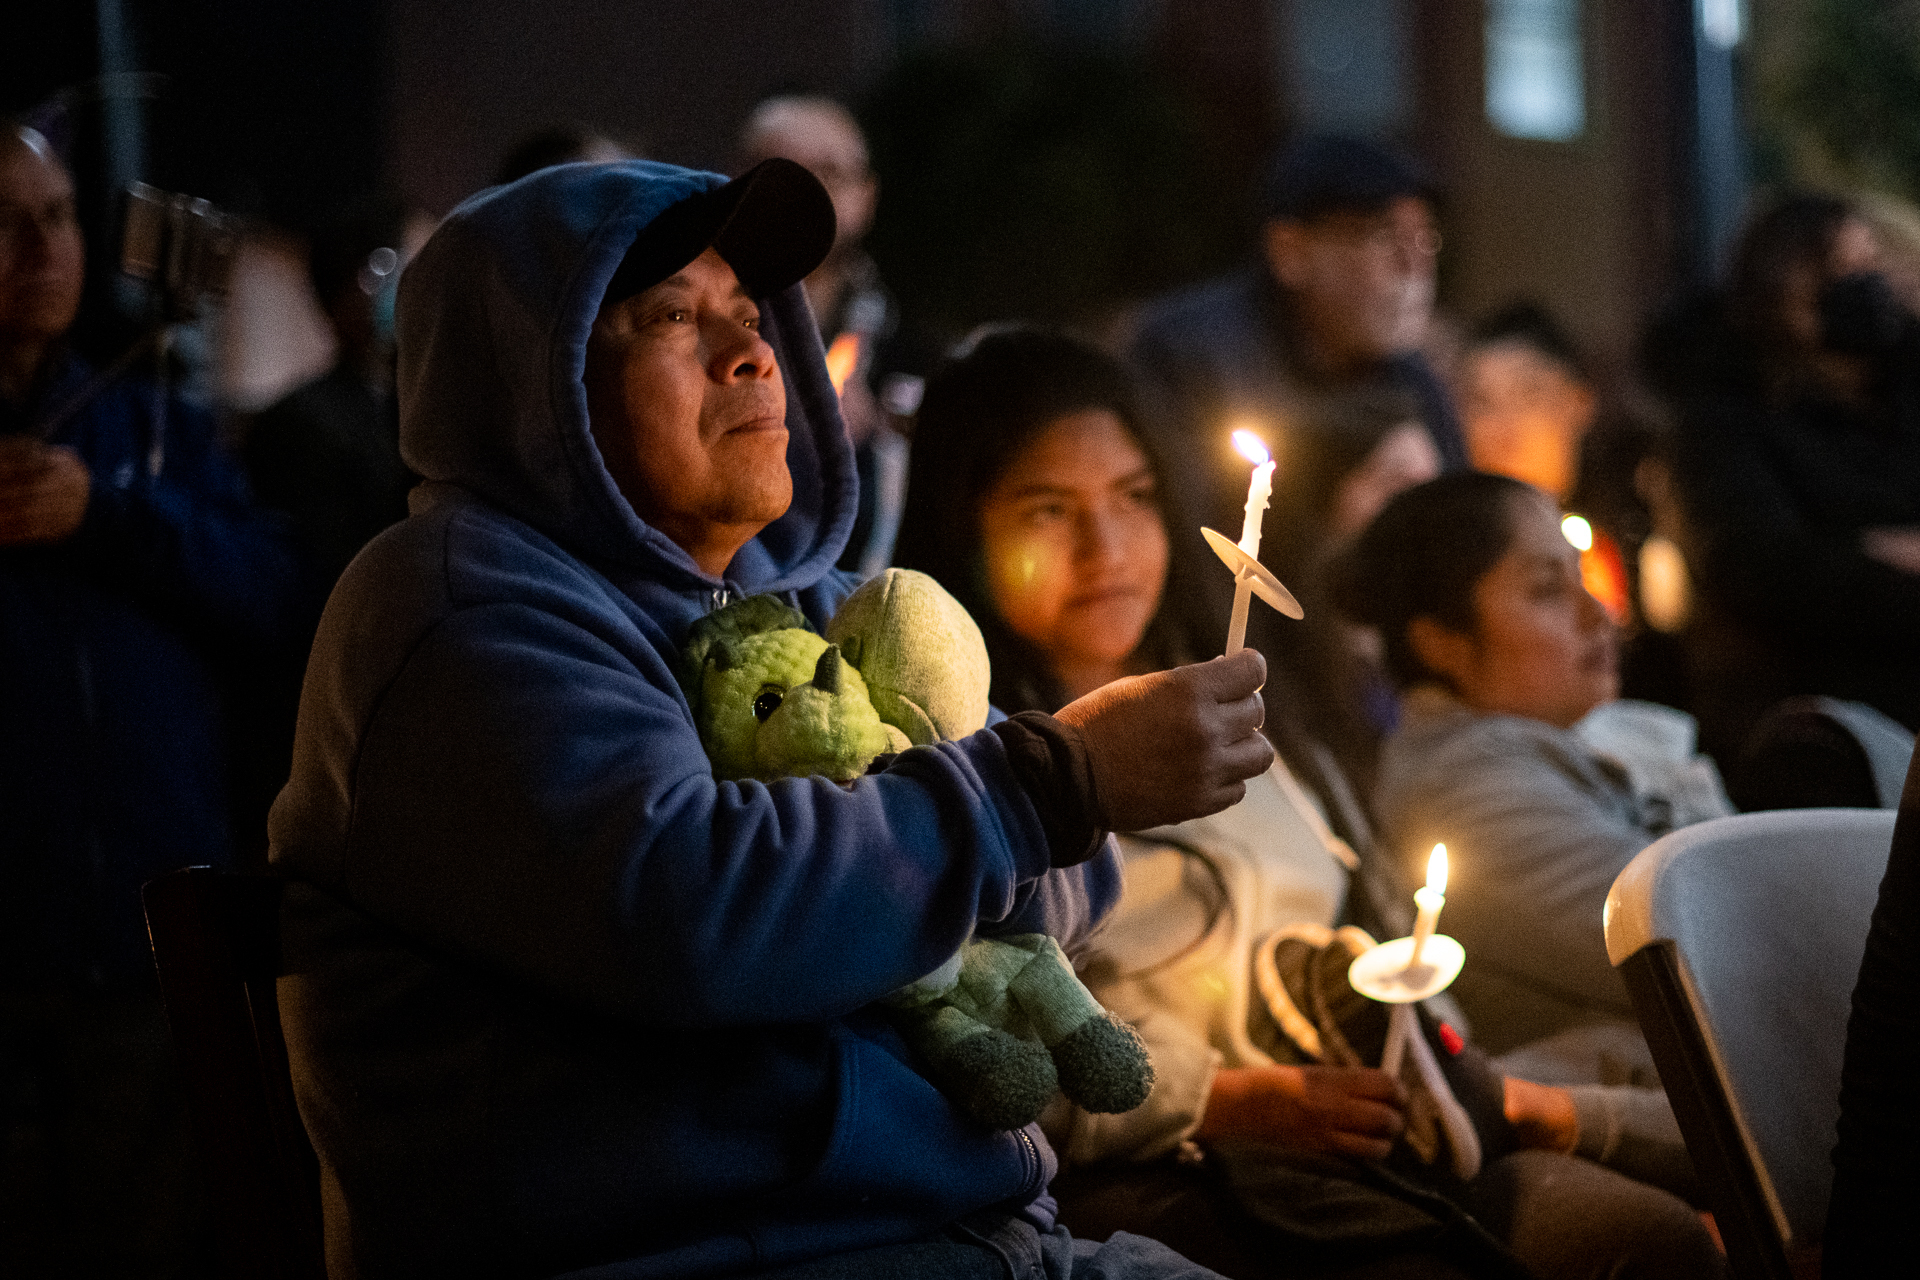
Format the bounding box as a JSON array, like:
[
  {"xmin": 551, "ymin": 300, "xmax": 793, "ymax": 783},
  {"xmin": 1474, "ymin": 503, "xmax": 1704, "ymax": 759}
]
[
  {"xmin": 893, "ymin": 327, "xmax": 1722, "ymax": 1280},
  {"xmin": 11, "ymin": 85, "xmax": 1920, "ymax": 1279}
]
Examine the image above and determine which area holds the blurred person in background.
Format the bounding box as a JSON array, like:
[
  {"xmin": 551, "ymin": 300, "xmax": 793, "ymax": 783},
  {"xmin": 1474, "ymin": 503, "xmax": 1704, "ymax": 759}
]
[
  {"xmin": 1130, "ymin": 133, "xmax": 1467, "ymax": 551},
  {"xmin": 1258, "ymin": 389, "xmax": 1441, "ymax": 795},
  {"xmin": 1459, "ymin": 303, "xmax": 1599, "ymax": 505},
  {"xmin": 1459, "ymin": 303, "xmax": 1683, "ymax": 706},
  {"xmin": 236, "ymin": 197, "xmax": 418, "ymax": 855},
  {"xmin": 739, "ymin": 95, "xmax": 919, "ymax": 579},
  {"xmin": 1642, "ymin": 193, "xmax": 1920, "ymax": 785},
  {"xmin": 244, "ymin": 196, "xmax": 413, "ymax": 595},
  {"xmin": 0, "ymin": 120, "xmax": 299, "ymax": 1274},
  {"xmin": 897, "ymin": 329, "xmax": 1724, "ymax": 1280},
  {"xmin": 1129, "ymin": 135, "xmax": 1467, "ymax": 759}
]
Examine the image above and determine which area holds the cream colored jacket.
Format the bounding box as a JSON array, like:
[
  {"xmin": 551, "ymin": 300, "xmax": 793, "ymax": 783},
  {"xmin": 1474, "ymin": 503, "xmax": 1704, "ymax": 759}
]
[{"xmin": 1046, "ymin": 760, "xmax": 1356, "ymax": 1166}]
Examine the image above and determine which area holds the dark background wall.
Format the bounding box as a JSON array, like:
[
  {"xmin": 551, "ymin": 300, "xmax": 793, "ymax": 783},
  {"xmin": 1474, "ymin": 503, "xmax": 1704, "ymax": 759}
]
[
  {"xmin": 6, "ymin": 1, "xmax": 1814, "ymax": 384},
  {"xmin": 387, "ymin": 0, "xmax": 889, "ymax": 214}
]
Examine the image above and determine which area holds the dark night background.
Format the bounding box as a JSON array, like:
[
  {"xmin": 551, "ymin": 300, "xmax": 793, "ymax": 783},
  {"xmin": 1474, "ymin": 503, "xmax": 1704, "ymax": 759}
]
[{"xmin": 9, "ymin": 1, "xmax": 1920, "ymax": 381}]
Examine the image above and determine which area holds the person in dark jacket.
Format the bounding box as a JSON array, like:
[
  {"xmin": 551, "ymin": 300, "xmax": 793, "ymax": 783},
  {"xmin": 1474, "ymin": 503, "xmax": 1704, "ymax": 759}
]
[
  {"xmin": 268, "ymin": 156, "xmax": 1273, "ymax": 1278},
  {"xmin": 1129, "ymin": 134, "xmax": 1467, "ymax": 549},
  {"xmin": 1129, "ymin": 135, "xmax": 1468, "ymax": 794},
  {"xmin": 1644, "ymin": 193, "xmax": 1920, "ymax": 771},
  {"xmin": 1826, "ymin": 749, "xmax": 1920, "ymax": 1276},
  {"xmin": 0, "ymin": 121, "xmax": 301, "ymax": 1274},
  {"xmin": 244, "ymin": 197, "xmax": 414, "ymax": 597},
  {"xmin": 236, "ymin": 199, "xmax": 418, "ymax": 856}
]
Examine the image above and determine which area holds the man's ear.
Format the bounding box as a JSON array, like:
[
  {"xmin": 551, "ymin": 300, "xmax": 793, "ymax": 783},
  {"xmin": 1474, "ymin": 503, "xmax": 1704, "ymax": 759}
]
[
  {"xmin": 1406, "ymin": 614, "xmax": 1476, "ymax": 691},
  {"xmin": 1261, "ymin": 219, "xmax": 1312, "ymax": 291}
]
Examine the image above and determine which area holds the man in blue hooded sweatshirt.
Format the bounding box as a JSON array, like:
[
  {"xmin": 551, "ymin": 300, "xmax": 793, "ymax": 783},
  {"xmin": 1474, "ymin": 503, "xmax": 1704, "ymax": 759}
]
[{"xmin": 269, "ymin": 156, "xmax": 1273, "ymax": 1279}]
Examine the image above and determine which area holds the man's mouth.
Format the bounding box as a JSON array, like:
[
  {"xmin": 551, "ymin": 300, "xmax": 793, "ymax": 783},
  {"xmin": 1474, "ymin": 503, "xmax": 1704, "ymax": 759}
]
[{"xmin": 725, "ymin": 410, "xmax": 787, "ymax": 436}]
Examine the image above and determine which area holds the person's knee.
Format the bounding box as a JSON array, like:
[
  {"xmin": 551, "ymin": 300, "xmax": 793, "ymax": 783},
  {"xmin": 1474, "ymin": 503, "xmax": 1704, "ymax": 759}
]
[{"xmin": 1472, "ymin": 1150, "xmax": 1725, "ymax": 1280}]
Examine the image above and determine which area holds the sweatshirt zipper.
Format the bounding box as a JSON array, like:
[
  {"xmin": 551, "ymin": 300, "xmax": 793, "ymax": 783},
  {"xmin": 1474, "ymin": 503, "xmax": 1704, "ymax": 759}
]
[{"xmin": 1014, "ymin": 1126, "xmax": 1042, "ymax": 1199}]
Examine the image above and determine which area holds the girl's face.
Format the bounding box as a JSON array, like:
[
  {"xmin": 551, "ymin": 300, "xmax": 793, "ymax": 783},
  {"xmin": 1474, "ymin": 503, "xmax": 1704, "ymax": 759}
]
[
  {"xmin": 977, "ymin": 409, "xmax": 1170, "ymax": 685},
  {"xmin": 1412, "ymin": 490, "xmax": 1618, "ymax": 728}
]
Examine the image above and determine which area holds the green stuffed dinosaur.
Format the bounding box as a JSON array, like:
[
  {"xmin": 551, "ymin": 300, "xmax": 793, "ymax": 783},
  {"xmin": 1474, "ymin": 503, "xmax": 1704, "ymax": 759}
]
[{"xmin": 681, "ymin": 569, "xmax": 1154, "ymax": 1130}]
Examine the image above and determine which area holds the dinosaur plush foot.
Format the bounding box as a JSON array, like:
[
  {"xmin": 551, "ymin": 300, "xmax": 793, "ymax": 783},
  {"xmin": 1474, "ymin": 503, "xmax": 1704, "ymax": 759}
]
[
  {"xmin": 921, "ymin": 1010, "xmax": 1059, "ymax": 1130},
  {"xmin": 1052, "ymin": 1011, "xmax": 1155, "ymax": 1114}
]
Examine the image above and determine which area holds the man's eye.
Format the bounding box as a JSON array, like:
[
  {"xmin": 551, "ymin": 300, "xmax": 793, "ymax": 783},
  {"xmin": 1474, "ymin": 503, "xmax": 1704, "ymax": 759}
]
[{"xmin": 752, "ymin": 687, "xmax": 784, "ymax": 722}]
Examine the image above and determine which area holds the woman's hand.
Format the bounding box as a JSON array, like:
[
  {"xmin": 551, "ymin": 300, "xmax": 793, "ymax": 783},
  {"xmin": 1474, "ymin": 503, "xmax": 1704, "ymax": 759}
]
[
  {"xmin": 1502, "ymin": 1075, "xmax": 1579, "ymax": 1153},
  {"xmin": 1196, "ymin": 1064, "xmax": 1405, "ymax": 1160}
]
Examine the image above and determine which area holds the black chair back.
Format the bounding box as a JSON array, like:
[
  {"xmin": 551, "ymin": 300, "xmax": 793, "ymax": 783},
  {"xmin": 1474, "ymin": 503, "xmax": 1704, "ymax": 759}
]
[{"xmin": 143, "ymin": 867, "xmax": 324, "ymax": 1280}]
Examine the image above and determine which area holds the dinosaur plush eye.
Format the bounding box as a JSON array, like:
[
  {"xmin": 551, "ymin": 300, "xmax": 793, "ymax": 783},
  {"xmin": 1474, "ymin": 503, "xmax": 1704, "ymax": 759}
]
[{"xmin": 752, "ymin": 687, "xmax": 784, "ymax": 722}]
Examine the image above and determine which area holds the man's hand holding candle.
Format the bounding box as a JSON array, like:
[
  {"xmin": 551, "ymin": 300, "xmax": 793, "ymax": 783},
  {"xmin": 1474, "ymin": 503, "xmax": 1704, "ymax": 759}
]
[{"xmin": 1056, "ymin": 649, "xmax": 1273, "ymax": 832}]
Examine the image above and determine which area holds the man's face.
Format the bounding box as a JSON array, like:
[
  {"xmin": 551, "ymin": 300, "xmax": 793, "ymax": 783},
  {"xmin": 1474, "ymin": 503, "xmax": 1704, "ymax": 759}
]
[
  {"xmin": 1262, "ymin": 195, "xmax": 1438, "ymax": 374},
  {"xmin": 0, "ymin": 138, "xmax": 85, "ymax": 350},
  {"xmin": 583, "ymin": 247, "xmax": 791, "ymax": 571}
]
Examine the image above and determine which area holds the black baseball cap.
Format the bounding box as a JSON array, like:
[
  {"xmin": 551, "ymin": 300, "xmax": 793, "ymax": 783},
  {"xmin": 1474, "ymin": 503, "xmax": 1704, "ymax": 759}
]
[
  {"xmin": 1262, "ymin": 135, "xmax": 1436, "ymax": 223},
  {"xmin": 603, "ymin": 156, "xmax": 836, "ymax": 306}
]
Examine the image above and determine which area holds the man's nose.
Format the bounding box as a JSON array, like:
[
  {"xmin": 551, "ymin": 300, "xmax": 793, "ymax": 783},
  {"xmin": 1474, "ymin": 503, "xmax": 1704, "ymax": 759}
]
[{"xmin": 709, "ymin": 321, "xmax": 778, "ymax": 382}]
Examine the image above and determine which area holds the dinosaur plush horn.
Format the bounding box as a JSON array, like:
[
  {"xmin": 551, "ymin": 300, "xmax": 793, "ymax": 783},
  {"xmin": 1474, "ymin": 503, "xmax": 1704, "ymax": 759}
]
[{"xmin": 812, "ymin": 645, "xmax": 843, "ymax": 695}]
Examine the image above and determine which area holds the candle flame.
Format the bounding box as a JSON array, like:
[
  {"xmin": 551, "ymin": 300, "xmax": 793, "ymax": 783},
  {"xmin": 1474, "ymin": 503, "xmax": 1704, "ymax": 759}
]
[
  {"xmin": 1561, "ymin": 514, "xmax": 1593, "ymax": 552},
  {"xmin": 825, "ymin": 332, "xmax": 863, "ymax": 396},
  {"xmin": 1232, "ymin": 428, "xmax": 1271, "ymax": 466},
  {"xmin": 1426, "ymin": 844, "xmax": 1448, "ymax": 895}
]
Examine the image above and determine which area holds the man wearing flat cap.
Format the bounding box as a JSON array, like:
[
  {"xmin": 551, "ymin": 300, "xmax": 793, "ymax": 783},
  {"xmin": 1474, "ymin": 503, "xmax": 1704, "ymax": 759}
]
[
  {"xmin": 1127, "ymin": 135, "xmax": 1467, "ymax": 788},
  {"xmin": 270, "ymin": 157, "xmax": 1270, "ymax": 1277},
  {"xmin": 1132, "ymin": 134, "xmax": 1466, "ymax": 504}
]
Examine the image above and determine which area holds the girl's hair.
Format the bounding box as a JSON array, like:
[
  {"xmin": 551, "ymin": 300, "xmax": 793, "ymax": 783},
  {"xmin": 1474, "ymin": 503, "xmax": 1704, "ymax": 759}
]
[
  {"xmin": 1728, "ymin": 192, "xmax": 1858, "ymax": 354},
  {"xmin": 892, "ymin": 324, "xmax": 1202, "ymax": 713},
  {"xmin": 1326, "ymin": 471, "xmax": 1536, "ymax": 688}
]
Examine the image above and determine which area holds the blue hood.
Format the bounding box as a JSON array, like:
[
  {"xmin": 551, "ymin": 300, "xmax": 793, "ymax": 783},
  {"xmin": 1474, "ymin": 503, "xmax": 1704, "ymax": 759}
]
[{"xmin": 395, "ymin": 160, "xmax": 857, "ymax": 592}]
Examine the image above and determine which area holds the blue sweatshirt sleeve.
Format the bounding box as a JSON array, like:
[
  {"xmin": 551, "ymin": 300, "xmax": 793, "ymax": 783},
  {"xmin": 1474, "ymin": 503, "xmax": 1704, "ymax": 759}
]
[
  {"xmin": 333, "ymin": 596, "xmax": 1119, "ymax": 1026},
  {"xmin": 63, "ymin": 392, "xmax": 303, "ymax": 643}
]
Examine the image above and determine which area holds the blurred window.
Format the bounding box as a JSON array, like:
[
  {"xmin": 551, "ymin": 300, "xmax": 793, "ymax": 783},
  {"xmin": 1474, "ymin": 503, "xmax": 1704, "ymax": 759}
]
[
  {"xmin": 1485, "ymin": 0, "xmax": 1585, "ymax": 142},
  {"xmin": 1697, "ymin": 0, "xmax": 1744, "ymax": 51}
]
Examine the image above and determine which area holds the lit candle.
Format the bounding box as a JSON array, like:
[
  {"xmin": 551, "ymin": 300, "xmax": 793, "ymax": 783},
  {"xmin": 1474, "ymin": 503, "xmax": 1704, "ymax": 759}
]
[
  {"xmin": 1225, "ymin": 429, "xmax": 1276, "ymax": 654},
  {"xmin": 1408, "ymin": 844, "xmax": 1448, "ymax": 969}
]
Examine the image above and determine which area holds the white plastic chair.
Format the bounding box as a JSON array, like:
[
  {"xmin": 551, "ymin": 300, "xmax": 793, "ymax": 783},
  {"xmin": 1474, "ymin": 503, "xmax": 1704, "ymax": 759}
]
[{"xmin": 1603, "ymin": 808, "xmax": 1896, "ymax": 1280}]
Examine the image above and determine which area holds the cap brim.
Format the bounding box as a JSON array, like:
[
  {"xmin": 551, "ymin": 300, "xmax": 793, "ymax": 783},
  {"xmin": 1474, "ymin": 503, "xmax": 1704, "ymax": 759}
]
[{"xmin": 604, "ymin": 157, "xmax": 836, "ymax": 306}]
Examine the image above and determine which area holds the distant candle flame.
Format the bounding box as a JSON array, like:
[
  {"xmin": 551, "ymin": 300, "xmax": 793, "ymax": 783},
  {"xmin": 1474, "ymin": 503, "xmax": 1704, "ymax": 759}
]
[
  {"xmin": 825, "ymin": 332, "xmax": 863, "ymax": 397},
  {"xmin": 1232, "ymin": 428, "xmax": 1271, "ymax": 466},
  {"xmin": 1561, "ymin": 513, "xmax": 1593, "ymax": 551},
  {"xmin": 1426, "ymin": 844, "xmax": 1448, "ymax": 895}
]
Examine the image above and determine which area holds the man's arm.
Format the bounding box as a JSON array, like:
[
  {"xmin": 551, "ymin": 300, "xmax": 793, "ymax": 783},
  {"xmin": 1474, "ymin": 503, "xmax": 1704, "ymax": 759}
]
[
  {"xmin": 22, "ymin": 397, "xmax": 305, "ymax": 642},
  {"xmin": 339, "ymin": 604, "xmax": 1040, "ymax": 1025},
  {"xmin": 315, "ymin": 597, "xmax": 1268, "ymax": 1028}
]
